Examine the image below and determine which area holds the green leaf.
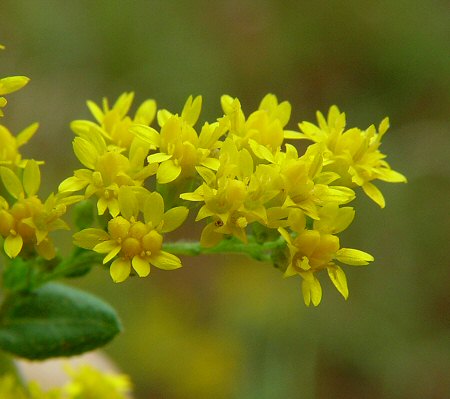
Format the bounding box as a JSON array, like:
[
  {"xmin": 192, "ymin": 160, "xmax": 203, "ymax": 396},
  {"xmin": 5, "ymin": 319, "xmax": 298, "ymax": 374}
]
[{"xmin": 0, "ymin": 283, "xmax": 121, "ymax": 360}]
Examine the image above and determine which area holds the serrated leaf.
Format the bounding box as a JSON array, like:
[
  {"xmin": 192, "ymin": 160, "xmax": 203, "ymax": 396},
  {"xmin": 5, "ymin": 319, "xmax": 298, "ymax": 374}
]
[{"xmin": 0, "ymin": 283, "xmax": 121, "ymax": 360}]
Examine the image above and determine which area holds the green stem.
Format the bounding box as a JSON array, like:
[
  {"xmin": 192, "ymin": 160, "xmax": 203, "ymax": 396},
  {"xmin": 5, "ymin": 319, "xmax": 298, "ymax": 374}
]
[{"xmin": 163, "ymin": 235, "xmax": 285, "ymax": 262}]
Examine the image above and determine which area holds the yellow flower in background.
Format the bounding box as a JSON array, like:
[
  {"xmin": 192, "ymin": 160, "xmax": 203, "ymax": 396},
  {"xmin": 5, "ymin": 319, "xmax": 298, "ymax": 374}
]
[
  {"xmin": 0, "ymin": 160, "xmax": 78, "ymax": 260},
  {"xmin": 63, "ymin": 364, "xmax": 131, "ymax": 399},
  {"xmin": 279, "ymin": 205, "xmax": 373, "ymax": 306},
  {"xmin": 71, "ymin": 92, "xmax": 157, "ymax": 150},
  {"xmin": 298, "ymin": 106, "xmax": 407, "ymax": 207},
  {"xmin": 73, "ymin": 189, "xmax": 188, "ymax": 282},
  {"xmin": 0, "ymin": 365, "xmax": 132, "ymax": 399}
]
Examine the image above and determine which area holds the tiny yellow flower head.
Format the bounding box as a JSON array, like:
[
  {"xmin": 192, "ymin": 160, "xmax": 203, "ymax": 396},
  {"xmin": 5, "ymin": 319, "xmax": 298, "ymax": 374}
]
[
  {"xmin": 298, "ymin": 106, "xmax": 406, "ymax": 207},
  {"xmin": 58, "ymin": 128, "xmax": 157, "ymax": 216},
  {"xmin": 279, "ymin": 205, "xmax": 373, "ymax": 306},
  {"xmin": 132, "ymin": 95, "xmax": 223, "ymax": 184},
  {"xmin": 72, "ymin": 92, "xmax": 157, "ymax": 150},
  {"xmin": 181, "ymin": 140, "xmax": 269, "ymax": 246},
  {"xmin": 220, "ymin": 93, "xmax": 299, "ymax": 162},
  {"xmin": 0, "ymin": 161, "xmax": 73, "ymax": 259},
  {"xmin": 73, "ymin": 190, "xmax": 188, "ymax": 282}
]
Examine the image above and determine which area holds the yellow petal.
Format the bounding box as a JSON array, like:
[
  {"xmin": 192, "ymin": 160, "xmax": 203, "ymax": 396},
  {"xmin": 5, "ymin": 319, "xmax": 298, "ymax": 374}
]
[
  {"xmin": 73, "ymin": 228, "xmax": 110, "ymax": 249},
  {"xmin": 335, "ymin": 248, "xmax": 374, "ymax": 265},
  {"xmin": 132, "ymin": 256, "xmax": 150, "ymax": 277},
  {"xmin": 156, "ymin": 160, "xmax": 182, "ymax": 184},
  {"xmin": 144, "ymin": 192, "xmax": 164, "ymax": 227},
  {"xmin": 161, "ymin": 206, "xmax": 189, "ymax": 233},
  {"xmin": 0, "ymin": 166, "xmax": 23, "ymax": 199},
  {"xmin": 16, "ymin": 122, "xmax": 39, "ymax": 147},
  {"xmin": 4, "ymin": 234, "xmax": 23, "ymax": 258},
  {"xmin": 181, "ymin": 95, "xmax": 202, "ymax": 126},
  {"xmin": 23, "ymin": 159, "xmax": 41, "ymax": 196},
  {"xmin": 110, "ymin": 257, "xmax": 131, "ymax": 282},
  {"xmin": 200, "ymin": 223, "xmax": 223, "ymax": 248},
  {"xmin": 73, "ymin": 137, "xmax": 98, "ymax": 169},
  {"xmin": 0, "ymin": 76, "xmax": 30, "ymax": 95},
  {"xmin": 362, "ymin": 182, "xmax": 385, "ymax": 208},
  {"xmin": 327, "ymin": 265, "xmax": 349, "ymax": 299},
  {"xmin": 147, "ymin": 152, "xmax": 172, "ymax": 164},
  {"xmin": 301, "ymin": 273, "xmax": 322, "ymax": 306},
  {"xmin": 150, "ymin": 251, "xmax": 182, "ymax": 270},
  {"xmin": 134, "ymin": 99, "xmax": 157, "ymax": 125},
  {"xmin": 131, "ymin": 125, "xmax": 161, "ymax": 148}
]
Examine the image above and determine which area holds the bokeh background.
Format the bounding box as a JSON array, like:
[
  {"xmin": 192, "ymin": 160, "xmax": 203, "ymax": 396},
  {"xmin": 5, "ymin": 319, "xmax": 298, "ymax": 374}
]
[{"xmin": 1, "ymin": 1, "xmax": 450, "ymax": 398}]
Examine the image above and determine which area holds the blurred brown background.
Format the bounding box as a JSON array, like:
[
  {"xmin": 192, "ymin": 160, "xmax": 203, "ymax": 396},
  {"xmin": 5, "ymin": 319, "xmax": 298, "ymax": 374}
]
[{"xmin": 1, "ymin": 1, "xmax": 449, "ymax": 398}]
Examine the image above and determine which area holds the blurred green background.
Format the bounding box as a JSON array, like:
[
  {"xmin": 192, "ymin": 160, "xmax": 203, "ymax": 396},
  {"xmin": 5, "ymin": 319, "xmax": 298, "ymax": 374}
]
[{"xmin": 1, "ymin": 0, "xmax": 450, "ymax": 398}]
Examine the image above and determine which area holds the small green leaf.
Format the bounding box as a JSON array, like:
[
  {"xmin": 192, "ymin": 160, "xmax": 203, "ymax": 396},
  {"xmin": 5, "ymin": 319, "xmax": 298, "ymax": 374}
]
[{"xmin": 0, "ymin": 283, "xmax": 121, "ymax": 359}]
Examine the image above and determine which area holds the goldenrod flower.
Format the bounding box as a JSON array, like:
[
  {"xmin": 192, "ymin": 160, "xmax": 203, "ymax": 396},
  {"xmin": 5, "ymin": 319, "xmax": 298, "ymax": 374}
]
[
  {"xmin": 181, "ymin": 139, "xmax": 273, "ymax": 246},
  {"xmin": 0, "ymin": 161, "xmax": 77, "ymax": 259},
  {"xmin": 71, "ymin": 92, "xmax": 157, "ymax": 150},
  {"xmin": 298, "ymin": 106, "xmax": 407, "ymax": 207},
  {"xmin": 59, "ymin": 127, "xmax": 156, "ymax": 216},
  {"xmin": 220, "ymin": 93, "xmax": 301, "ymax": 162},
  {"xmin": 63, "ymin": 364, "xmax": 132, "ymax": 399},
  {"xmin": 279, "ymin": 205, "xmax": 373, "ymax": 306},
  {"xmin": 132, "ymin": 95, "xmax": 224, "ymax": 184},
  {"xmin": 73, "ymin": 190, "xmax": 188, "ymax": 282}
]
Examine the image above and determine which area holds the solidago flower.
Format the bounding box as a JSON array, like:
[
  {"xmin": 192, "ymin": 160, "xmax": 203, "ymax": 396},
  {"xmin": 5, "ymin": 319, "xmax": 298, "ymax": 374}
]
[
  {"xmin": 274, "ymin": 143, "xmax": 355, "ymax": 220},
  {"xmin": 298, "ymin": 106, "xmax": 407, "ymax": 207},
  {"xmin": 73, "ymin": 189, "xmax": 188, "ymax": 282},
  {"xmin": 58, "ymin": 127, "xmax": 157, "ymax": 216},
  {"xmin": 279, "ymin": 205, "xmax": 374, "ymax": 306},
  {"xmin": 0, "ymin": 160, "xmax": 78, "ymax": 259},
  {"xmin": 132, "ymin": 95, "xmax": 224, "ymax": 184},
  {"xmin": 63, "ymin": 364, "xmax": 131, "ymax": 399},
  {"xmin": 181, "ymin": 139, "xmax": 273, "ymax": 246},
  {"xmin": 71, "ymin": 91, "xmax": 157, "ymax": 150},
  {"xmin": 220, "ymin": 93, "xmax": 301, "ymax": 162},
  {"xmin": 0, "ymin": 365, "xmax": 132, "ymax": 399}
]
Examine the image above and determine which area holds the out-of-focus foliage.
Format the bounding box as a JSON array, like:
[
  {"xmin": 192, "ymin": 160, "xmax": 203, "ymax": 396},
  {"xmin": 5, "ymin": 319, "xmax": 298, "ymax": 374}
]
[{"xmin": 1, "ymin": 0, "xmax": 449, "ymax": 398}]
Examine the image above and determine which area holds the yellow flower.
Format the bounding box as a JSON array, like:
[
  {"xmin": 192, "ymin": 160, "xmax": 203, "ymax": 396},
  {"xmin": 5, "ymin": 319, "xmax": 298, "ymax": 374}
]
[
  {"xmin": 181, "ymin": 139, "xmax": 272, "ymax": 246},
  {"xmin": 58, "ymin": 127, "xmax": 156, "ymax": 216},
  {"xmin": 132, "ymin": 95, "xmax": 224, "ymax": 184},
  {"xmin": 0, "ymin": 160, "xmax": 77, "ymax": 259},
  {"xmin": 279, "ymin": 205, "xmax": 373, "ymax": 306},
  {"xmin": 63, "ymin": 364, "xmax": 132, "ymax": 399},
  {"xmin": 274, "ymin": 143, "xmax": 355, "ymax": 220},
  {"xmin": 220, "ymin": 93, "xmax": 301, "ymax": 162},
  {"xmin": 298, "ymin": 106, "xmax": 407, "ymax": 207},
  {"xmin": 73, "ymin": 189, "xmax": 188, "ymax": 282},
  {"xmin": 71, "ymin": 92, "xmax": 157, "ymax": 150}
]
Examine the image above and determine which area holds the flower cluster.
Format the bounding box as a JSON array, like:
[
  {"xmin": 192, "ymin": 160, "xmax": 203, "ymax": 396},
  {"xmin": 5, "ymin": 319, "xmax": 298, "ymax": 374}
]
[
  {"xmin": 61, "ymin": 91, "xmax": 405, "ymax": 305},
  {"xmin": 0, "ymin": 45, "xmax": 78, "ymax": 262},
  {"xmin": 0, "ymin": 44, "xmax": 406, "ymax": 306},
  {"xmin": 0, "ymin": 365, "xmax": 131, "ymax": 399}
]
